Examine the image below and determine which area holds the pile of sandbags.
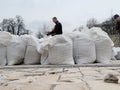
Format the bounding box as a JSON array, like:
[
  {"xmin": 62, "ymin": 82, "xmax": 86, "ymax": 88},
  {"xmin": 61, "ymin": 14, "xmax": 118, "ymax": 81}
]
[
  {"xmin": 37, "ymin": 35, "xmax": 75, "ymax": 65},
  {"xmin": 21, "ymin": 35, "xmax": 40, "ymax": 65},
  {"xmin": 0, "ymin": 32, "xmax": 41, "ymax": 65},
  {"xmin": 0, "ymin": 27, "xmax": 114, "ymax": 65}
]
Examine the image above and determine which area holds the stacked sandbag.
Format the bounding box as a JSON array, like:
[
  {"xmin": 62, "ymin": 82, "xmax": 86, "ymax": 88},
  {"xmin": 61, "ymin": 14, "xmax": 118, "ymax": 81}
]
[
  {"xmin": 0, "ymin": 32, "xmax": 12, "ymax": 65},
  {"xmin": 112, "ymin": 47, "xmax": 120, "ymax": 60},
  {"xmin": 21, "ymin": 35, "xmax": 40, "ymax": 65},
  {"xmin": 116, "ymin": 52, "xmax": 120, "ymax": 60},
  {"xmin": 111, "ymin": 47, "xmax": 117, "ymax": 60},
  {"xmin": 67, "ymin": 32, "xmax": 96, "ymax": 64},
  {"xmin": 37, "ymin": 35, "xmax": 75, "ymax": 65},
  {"xmin": 95, "ymin": 37, "xmax": 112, "ymax": 63},
  {"xmin": 81, "ymin": 27, "xmax": 114, "ymax": 46},
  {"xmin": 0, "ymin": 46, "xmax": 7, "ymax": 65},
  {"xmin": 111, "ymin": 51, "xmax": 117, "ymax": 60},
  {"xmin": 7, "ymin": 35, "xmax": 26, "ymax": 65},
  {"xmin": 81, "ymin": 27, "xmax": 112, "ymax": 63}
]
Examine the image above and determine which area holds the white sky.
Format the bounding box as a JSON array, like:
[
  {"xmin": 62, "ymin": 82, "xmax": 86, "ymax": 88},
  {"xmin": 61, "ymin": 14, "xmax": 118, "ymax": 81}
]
[{"xmin": 0, "ymin": 0, "xmax": 120, "ymax": 32}]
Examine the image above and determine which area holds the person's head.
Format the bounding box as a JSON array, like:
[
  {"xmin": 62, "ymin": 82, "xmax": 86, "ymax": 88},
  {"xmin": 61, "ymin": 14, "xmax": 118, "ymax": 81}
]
[
  {"xmin": 52, "ymin": 17, "xmax": 58, "ymax": 23},
  {"xmin": 113, "ymin": 14, "xmax": 119, "ymax": 21}
]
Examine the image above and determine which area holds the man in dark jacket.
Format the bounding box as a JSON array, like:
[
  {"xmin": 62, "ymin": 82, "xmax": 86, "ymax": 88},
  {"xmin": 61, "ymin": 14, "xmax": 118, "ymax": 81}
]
[
  {"xmin": 114, "ymin": 14, "xmax": 120, "ymax": 40},
  {"xmin": 47, "ymin": 17, "xmax": 62, "ymax": 36}
]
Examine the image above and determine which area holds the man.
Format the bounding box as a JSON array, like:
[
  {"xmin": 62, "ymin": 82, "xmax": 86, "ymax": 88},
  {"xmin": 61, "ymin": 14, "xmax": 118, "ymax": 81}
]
[
  {"xmin": 113, "ymin": 14, "xmax": 120, "ymax": 40},
  {"xmin": 47, "ymin": 17, "xmax": 62, "ymax": 36}
]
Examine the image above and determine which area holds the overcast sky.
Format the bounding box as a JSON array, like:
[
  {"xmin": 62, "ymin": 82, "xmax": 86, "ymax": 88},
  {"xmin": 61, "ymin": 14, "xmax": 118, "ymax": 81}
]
[{"xmin": 0, "ymin": 0, "xmax": 120, "ymax": 32}]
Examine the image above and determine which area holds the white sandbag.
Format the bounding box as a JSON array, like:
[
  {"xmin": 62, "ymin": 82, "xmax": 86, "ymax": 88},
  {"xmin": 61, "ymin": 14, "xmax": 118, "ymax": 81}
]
[
  {"xmin": 38, "ymin": 35, "xmax": 74, "ymax": 65},
  {"xmin": 112, "ymin": 47, "xmax": 120, "ymax": 60},
  {"xmin": 36, "ymin": 36, "xmax": 53, "ymax": 54},
  {"xmin": 0, "ymin": 31, "xmax": 12, "ymax": 45},
  {"xmin": 24, "ymin": 46, "xmax": 40, "ymax": 65},
  {"xmin": 113, "ymin": 47, "xmax": 120, "ymax": 56},
  {"xmin": 0, "ymin": 45, "xmax": 7, "ymax": 65},
  {"xmin": 72, "ymin": 32, "xmax": 96, "ymax": 64},
  {"xmin": 81, "ymin": 27, "xmax": 114, "ymax": 46},
  {"xmin": 116, "ymin": 52, "xmax": 120, "ymax": 60},
  {"xmin": 81, "ymin": 27, "xmax": 112, "ymax": 63},
  {"xmin": 95, "ymin": 37, "xmax": 112, "ymax": 63},
  {"xmin": 65, "ymin": 31, "xmax": 88, "ymax": 40},
  {"xmin": 7, "ymin": 35, "xmax": 26, "ymax": 65},
  {"xmin": 0, "ymin": 32, "xmax": 12, "ymax": 65},
  {"xmin": 115, "ymin": 51, "xmax": 120, "ymax": 60},
  {"xmin": 111, "ymin": 52, "xmax": 116, "ymax": 60},
  {"xmin": 22, "ymin": 36, "xmax": 40, "ymax": 65},
  {"xmin": 111, "ymin": 48, "xmax": 117, "ymax": 60}
]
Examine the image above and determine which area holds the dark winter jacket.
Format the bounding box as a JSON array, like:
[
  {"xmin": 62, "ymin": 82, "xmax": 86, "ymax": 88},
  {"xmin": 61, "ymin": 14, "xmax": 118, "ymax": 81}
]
[
  {"xmin": 47, "ymin": 21, "xmax": 62, "ymax": 36},
  {"xmin": 116, "ymin": 21, "xmax": 120, "ymax": 34}
]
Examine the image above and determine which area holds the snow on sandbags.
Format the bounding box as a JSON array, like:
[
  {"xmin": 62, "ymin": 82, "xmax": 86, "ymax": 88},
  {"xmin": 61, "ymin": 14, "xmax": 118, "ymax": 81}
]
[
  {"xmin": 21, "ymin": 35, "xmax": 40, "ymax": 65},
  {"xmin": 0, "ymin": 32, "xmax": 12, "ymax": 65},
  {"xmin": 66, "ymin": 32, "xmax": 96, "ymax": 64},
  {"xmin": 81, "ymin": 27, "xmax": 112, "ymax": 63},
  {"xmin": 7, "ymin": 35, "xmax": 26, "ymax": 65},
  {"xmin": 37, "ymin": 35, "xmax": 75, "ymax": 65}
]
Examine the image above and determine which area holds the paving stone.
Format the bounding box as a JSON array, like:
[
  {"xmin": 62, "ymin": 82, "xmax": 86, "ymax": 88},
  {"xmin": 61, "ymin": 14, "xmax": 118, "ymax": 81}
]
[
  {"xmin": 100, "ymin": 70, "xmax": 120, "ymax": 76},
  {"xmin": 63, "ymin": 68, "xmax": 80, "ymax": 73},
  {"xmin": 33, "ymin": 74, "xmax": 60, "ymax": 85},
  {"xmin": 60, "ymin": 74, "xmax": 82, "ymax": 83},
  {"xmin": 0, "ymin": 85, "xmax": 51, "ymax": 90},
  {"xmin": 54, "ymin": 84, "xmax": 88, "ymax": 90},
  {"xmin": 80, "ymin": 70, "xmax": 100, "ymax": 76},
  {"xmin": 87, "ymin": 81, "xmax": 120, "ymax": 90},
  {"xmin": 0, "ymin": 86, "xmax": 14, "ymax": 90}
]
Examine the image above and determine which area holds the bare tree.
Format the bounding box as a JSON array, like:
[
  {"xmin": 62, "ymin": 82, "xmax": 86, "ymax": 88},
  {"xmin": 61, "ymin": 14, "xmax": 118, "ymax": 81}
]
[
  {"xmin": 15, "ymin": 15, "xmax": 25, "ymax": 35},
  {"xmin": 0, "ymin": 15, "xmax": 29, "ymax": 35},
  {"xmin": 96, "ymin": 17, "xmax": 116, "ymax": 35},
  {"xmin": 87, "ymin": 18, "xmax": 98, "ymax": 29},
  {"xmin": 8, "ymin": 18, "xmax": 16, "ymax": 34},
  {"xmin": 1, "ymin": 19, "xmax": 9, "ymax": 31}
]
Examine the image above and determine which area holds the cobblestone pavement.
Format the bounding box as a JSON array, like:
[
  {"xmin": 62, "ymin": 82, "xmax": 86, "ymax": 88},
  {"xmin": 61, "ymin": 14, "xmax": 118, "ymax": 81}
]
[{"xmin": 0, "ymin": 66, "xmax": 120, "ymax": 90}]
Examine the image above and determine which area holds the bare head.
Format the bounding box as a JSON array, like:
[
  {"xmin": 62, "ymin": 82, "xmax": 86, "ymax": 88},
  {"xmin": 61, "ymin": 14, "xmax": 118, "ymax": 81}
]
[
  {"xmin": 52, "ymin": 17, "xmax": 58, "ymax": 23},
  {"xmin": 113, "ymin": 14, "xmax": 120, "ymax": 22}
]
